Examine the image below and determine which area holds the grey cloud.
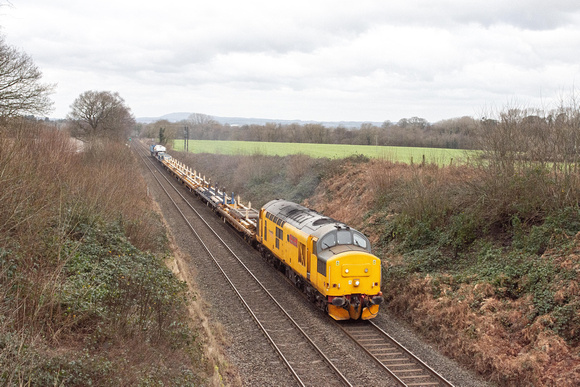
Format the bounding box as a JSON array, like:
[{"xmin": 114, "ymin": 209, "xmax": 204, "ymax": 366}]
[
  {"xmin": 3, "ymin": 0, "xmax": 580, "ymax": 122},
  {"xmin": 453, "ymin": 4, "xmax": 579, "ymax": 30},
  {"xmin": 363, "ymin": 1, "xmax": 580, "ymax": 30}
]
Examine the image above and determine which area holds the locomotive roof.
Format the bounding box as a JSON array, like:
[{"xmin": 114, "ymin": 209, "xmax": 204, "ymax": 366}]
[{"xmin": 262, "ymin": 199, "xmax": 349, "ymax": 238}]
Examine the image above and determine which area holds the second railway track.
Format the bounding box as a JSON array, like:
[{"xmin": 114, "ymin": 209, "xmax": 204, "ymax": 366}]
[{"xmin": 339, "ymin": 320, "xmax": 453, "ymax": 387}]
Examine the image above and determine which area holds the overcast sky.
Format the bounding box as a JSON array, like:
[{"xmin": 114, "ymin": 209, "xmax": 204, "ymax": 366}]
[{"xmin": 2, "ymin": 1, "xmax": 580, "ymax": 122}]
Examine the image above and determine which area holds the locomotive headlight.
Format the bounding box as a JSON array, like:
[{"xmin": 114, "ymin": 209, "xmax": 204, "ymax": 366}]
[
  {"xmin": 354, "ymin": 279, "xmax": 360, "ymax": 287},
  {"xmin": 345, "ymin": 269, "xmax": 349, "ymax": 273}
]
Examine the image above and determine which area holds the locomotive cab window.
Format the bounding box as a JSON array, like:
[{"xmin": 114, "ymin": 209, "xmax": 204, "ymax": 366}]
[
  {"xmin": 319, "ymin": 233, "xmax": 336, "ymax": 250},
  {"xmin": 337, "ymin": 230, "xmax": 352, "ymax": 245},
  {"xmin": 353, "ymin": 232, "xmax": 368, "ymax": 250},
  {"xmin": 298, "ymin": 243, "xmax": 306, "ymax": 266},
  {"xmin": 317, "ymin": 229, "xmax": 371, "ymax": 254}
]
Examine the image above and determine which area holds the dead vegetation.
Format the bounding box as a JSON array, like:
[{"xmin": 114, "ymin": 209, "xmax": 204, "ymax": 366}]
[
  {"xmin": 0, "ymin": 119, "xmax": 210, "ymax": 385},
  {"xmin": 305, "ymin": 156, "xmax": 580, "ymax": 386},
  {"xmin": 176, "ymin": 151, "xmax": 326, "ymax": 208}
]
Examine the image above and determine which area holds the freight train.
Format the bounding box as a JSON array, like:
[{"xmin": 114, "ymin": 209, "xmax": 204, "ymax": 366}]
[{"xmin": 150, "ymin": 145, "xmax": 383, "ymax": 320}]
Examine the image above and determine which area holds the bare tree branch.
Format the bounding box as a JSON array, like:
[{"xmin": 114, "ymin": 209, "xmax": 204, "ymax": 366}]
[
  {"xmin": 67, "ymin": 90, "xmax": 135, "ymax": 141},
  {"xmin": 0, "ymin": 36, "xmax": 55, "ymax": 118}
]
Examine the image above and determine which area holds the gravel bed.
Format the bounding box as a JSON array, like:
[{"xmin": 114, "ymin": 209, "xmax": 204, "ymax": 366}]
[
  {"xmin": 142, "ymin": 162, "xmax": 291, "ymax": 386},
  {"xmin": 372, "ymin": 313, "xmax": 494, "ymax": 387}
]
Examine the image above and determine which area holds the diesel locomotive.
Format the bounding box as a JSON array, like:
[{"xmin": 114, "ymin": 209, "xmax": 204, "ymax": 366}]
[{"xmin": 259, "ymin": 200, "xmax": 383, "ymax": 320}]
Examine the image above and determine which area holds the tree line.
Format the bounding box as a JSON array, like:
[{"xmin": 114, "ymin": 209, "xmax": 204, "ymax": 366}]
[
  {"xmin": 141, "ymin": 113, "xmax": 481, "ymax": 150},
  {"xmin": 2, "ymin": 26, "xmax": 579, "ymax": 158},
  {"xmin": 141, "ymin": 103, "xmax": 580, "ymax": 154}
]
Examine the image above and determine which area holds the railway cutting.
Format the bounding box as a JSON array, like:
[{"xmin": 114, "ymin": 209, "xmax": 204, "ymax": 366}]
[{"xmin": 136, "ymin": 141, "xmax": 462, "ymax": 386}]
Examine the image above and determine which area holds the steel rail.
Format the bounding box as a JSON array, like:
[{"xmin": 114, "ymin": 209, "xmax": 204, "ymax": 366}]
[{"xmin": 338, "ymin": 320, "xmax": 454, "ymax": 387}]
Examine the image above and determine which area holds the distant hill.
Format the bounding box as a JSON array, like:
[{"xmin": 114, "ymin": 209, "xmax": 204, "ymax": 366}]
[{"xmin": 136, "ymin": 112, "xmax": 383, "ymax": 129}]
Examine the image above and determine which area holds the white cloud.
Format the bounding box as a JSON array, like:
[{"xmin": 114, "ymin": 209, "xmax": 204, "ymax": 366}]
[{"xmin": 1, "ymin": 0, "xmax": 580, "ymax": 122}]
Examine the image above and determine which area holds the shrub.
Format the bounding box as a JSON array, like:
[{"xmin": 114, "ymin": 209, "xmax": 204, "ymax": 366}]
[
  {"xmin": 179, "ymin": 151, "xmax": 326, "ymax": 207},
  {"xmin": 0, "ymin": 335, "xmax": 116, "ymax": 386},
  {"xmin": 62, "ymin": 220, "xmax": 193, "ymax": 346}
]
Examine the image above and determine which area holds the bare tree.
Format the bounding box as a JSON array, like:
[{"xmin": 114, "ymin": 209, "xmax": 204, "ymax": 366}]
[
  {"xmin": 67, "ymin": 90, "xmax": 135, "ymax": 140},
  {"xmin": 0, "ymin": 36, "xmax": 55, "ymax": 118},
  {"xmin": 187, "ymin": 113, "xmax": 219, "ymax": 139},
  {"xmin": 144, "ymin": 119, "xmax": 179, "ymax": 144},
  {"xmin": 188, "ymin": 113, "xmax": 215, "ymax": 126}
]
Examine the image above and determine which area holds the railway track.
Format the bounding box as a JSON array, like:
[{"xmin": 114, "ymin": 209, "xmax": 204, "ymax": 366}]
[
  {"xmin": 136, "ymin": 143, "xmax": 352, "ymax": 386},
  {"xmin": 135, "ymin": 142, "xmax": 461, "ymax": 386},
  {"xmin": 339, "ymin": 320, "xmax": 453, "ymax": 387}
]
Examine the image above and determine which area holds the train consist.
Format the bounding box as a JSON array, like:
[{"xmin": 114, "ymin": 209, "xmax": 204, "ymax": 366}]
[{"xmin": 150, "ymin": 145, "xmax": 383, "ymax": 320}]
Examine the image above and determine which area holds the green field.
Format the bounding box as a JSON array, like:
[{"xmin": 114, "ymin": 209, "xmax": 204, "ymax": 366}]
[{"xmin": 173, "ymin": 140, "xmax": 473, "ymax": 165}]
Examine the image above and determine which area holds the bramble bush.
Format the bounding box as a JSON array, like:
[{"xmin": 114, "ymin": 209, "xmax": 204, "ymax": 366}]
[{"xmin": 62, "ymin": 220, "xmax": 192, "ymax": 346}]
